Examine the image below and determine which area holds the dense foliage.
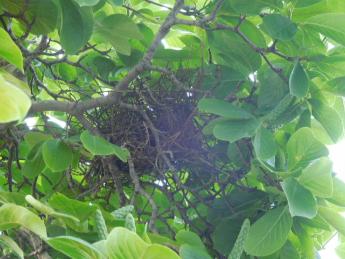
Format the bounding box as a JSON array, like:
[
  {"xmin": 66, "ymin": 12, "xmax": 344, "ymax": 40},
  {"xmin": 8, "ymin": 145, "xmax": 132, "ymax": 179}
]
[{"xmin": 1, "ymin": 0, "xmax": 345, "ymax": 258}]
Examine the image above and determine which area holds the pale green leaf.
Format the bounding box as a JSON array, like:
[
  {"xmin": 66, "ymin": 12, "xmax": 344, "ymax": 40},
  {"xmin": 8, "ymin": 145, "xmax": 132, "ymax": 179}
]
[
  {"xmin": 244, "ymin": 206, "xmax": 292, "ymax": 256},
  {"xmin": 42, "ymin": 140, "xmax": 73, "ymax": 172},
  {"xmin": 289, "ymin": 62, "xmax": 309, "ymax": 98},
  {"xmin": 0, "ymin": 235, "xmax": 24, "ymax": 259},
  {"xmin": 281, "ymin": 177, "xmax": 317, "ymax": 219},
  {"xmin": 253, "ymin": 127, "xmax": 277, "ymax": 160},
  {"xmin": 0, "ymin": 28, "xmax": 23, "ymax": 71}
]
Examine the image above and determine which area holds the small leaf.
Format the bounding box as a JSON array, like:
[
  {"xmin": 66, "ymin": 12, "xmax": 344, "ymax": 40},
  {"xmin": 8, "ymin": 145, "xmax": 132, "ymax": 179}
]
[
  {"xmin": 143, "ymin": 244, "xmax": 181, "ymax": 259},
  {"xmin": 0, "ymin": 75, "xmax": 31, "ymax": 123},
  {"xmin": 176, "ymin": 230, "xmax": 206, "ymax": 250},
  {"xmin": 0, "ymin": 28, "xmax": 23, "ymax": 71},
  {"xmin": 281, "ymin": 177, "xmax": 317, "ymax": 219},
  {"xmin": 42, "ymin": 140, "xmax": 73, "ymax": 172},
  {"xmin": 179, "ymin": 244, "xmax": 211, "ymax": 259},
  {"xmin": 198, "ymin": 98, "xmax": 254, "ymax": 119},
  {"xmin": 80, "ymin": 130, "xmax": 130, "ymax": 162},
  {"xmin": 262, "ymin": 14, "xmax": 297, "ymax": 41},
  {"xmin": 244, "ymin": 206, "xmax": 292, "ymax": 256},
  {"xmin": 0, "ymin": 203, "xmax": 47, "ymax": 238},
  {"xmin": 253, "ymin": 127, "xmax": 277, "ymax": 160},
  {"xmin": 289, "ymin": 62, "xmax": 309, "ymax": 98},
  {"xmin": 299, "ymin": 157, "xmax": 333, "ymax": 198}
]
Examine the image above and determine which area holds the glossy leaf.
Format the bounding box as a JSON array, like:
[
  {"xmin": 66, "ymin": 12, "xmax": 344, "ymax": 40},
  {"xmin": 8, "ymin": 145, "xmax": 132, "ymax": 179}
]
[
  {"xmin": 281, "ymin": 177, "xmax": 317, "ymax": 219},
  {"xmin": 244, "ymin": 206, "xmax": 292, "ymax": 256},
  {"xmin": 0, "ymin": 75, "xmax": 31, "ymax": 123},
  {"xmin": 0, "ymin": 28, "xmax": 23, "ymax": 71},
  {"xmin": 0, "ymin": 203, "xmax": 47, "ymax": 238}
]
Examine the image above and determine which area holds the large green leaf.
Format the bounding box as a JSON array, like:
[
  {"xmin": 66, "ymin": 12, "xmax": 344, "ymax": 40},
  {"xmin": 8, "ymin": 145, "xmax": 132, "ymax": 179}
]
[
  {"xmin": 298, "ymin": 157, "xmax": 333, "ymax": 198},
  {"xmin": 305, "ymin": 13, "xmax": 345, "ymax": 46},
  {"xmin": 213, "ymin": 118, "xmax": 260, "ymax": 143},
  {"xmin": 244, "ymin": 206, "xmax": 292, "ymax": 256},
  {"xmin": 310, "ymin": 99, "xmax": 343, "ymax": 143},
  {"xmin": 281, "ymin": 178, "xmax": 317, "ymax": 219},
  {"xmin": 319, "ymin": 206, "xmax": 345, "ymax": 236},
  {"xmin": 58, "ymin": 0, "xmax": 93, "ymax": 54},
  {"xmin": 106, "ymin": 227, "xmax": 148, "ymax": 259},
  {"xmin": 289, "ymin": 62, "xmax": 309, "ymax": 98},
  {"xmin": 46, "ymin": 236, "xmax": 103, "ymax": 259},
  {"xmin": 0, "ymin": 28, "xmax": 23, "ymax": 71},
  {"xmin": 0, "ymin": 203, "xmax": 47, "ymax": 238},
  {"xmin": 228, "ymin": 219, "xmax": 250, "ymax": 259},
  {"xmin": 175, "ymin": 230, "xmax": 205, "ymax": 250},
  {"xmin": 80, "ymin": 130, "xmax": 129, "ymax": 161},
  {"xmin": 253, "ymin": 127, "xmax": 277, "ymax": 160},
  {"xmin": 261, "ymin": 14, "xmax": 297, "ymax": 41},
  {"xmin": 208, "ymin": 30, "xmax": 261, "ymax": 76},
  {"xmin": 286, "ymin": 127, "xmax": 328, "ymax": 169},
  {"xmin": 0, "ymin": 75, "xmax": 31, "ymax": 123},
  {"xmin": 42, "ymin": 140, "xmax": 73, "ymax": 172},
  {"xmin": 95, "ymin": 14, "xmax": 143, "ymax": 55},
  {"xmin": 198, "ymin": 98, "xmax": 254, "ymax": 119}
]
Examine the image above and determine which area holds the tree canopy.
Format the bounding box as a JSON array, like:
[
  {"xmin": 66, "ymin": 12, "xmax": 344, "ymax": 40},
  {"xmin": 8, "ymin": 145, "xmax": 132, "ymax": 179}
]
[{"xmin": 1, "ymin": 0, "xmax": 345, "ymax": 258}]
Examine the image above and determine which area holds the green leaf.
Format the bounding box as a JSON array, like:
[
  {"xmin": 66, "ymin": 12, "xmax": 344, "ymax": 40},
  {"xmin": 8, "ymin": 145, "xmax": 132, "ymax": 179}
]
[
  {"xmin": 176, "ymin": 230, "xmax": 205, "ymax": 250},
  {"xmin": 289, "ymin": 62, "xmax": 309, "ymax": 98},
  {"xmin": 298, "ymin": 157, "xmax": 333, "ymax": 198},
  {"xmin": 310, "ymin": 99, "xmax": 343, "ymax": 143},
  {"xmin": 244, "ymin": 206, "xmax": 292, "ymax": 256},
  {"xmin": 0, "ymin": 28, "xmax": 23, "ymax": 71},
  {"xmin": 74, "ymin": 0, "xmax": 100, "ymax": 6},
  {"xmin": 198, "ymin": 99, "xmax": 254, "ymax": 119},
  {"xmin": 261, "ymin": 14, "xmax": 297, "ymax": 41},
  {"xmin": 58, "ymin": 0, "xmax": 93, "ymax": 54},
  {"xmin": 25, "ymin": 195, "xmax": 80, "ymax": 222},
  {"xmin": 0, "ymin": 203, "xmax": 47, "ymax": 238},
  {"xmin": 336, "ymin": 243, "xmax": 345, "ymax": 259},
  {"xmin": 327, "ymin": 177, "xmax": 345, "ymax": 206},
  {"xmin": 213, "ymin": 118, "xmax": 260, "ymax": 143},
  {"xmin": 286, "ymin": 127, "xmax": 328, "ymax": 170},
  {"xmin": 281, "ymin": 177, "xmax": 317, "ymax": 219},
  {"xmin": 229, "ymin": 0, "xmax": 282, "ymax": 15},
  {"xmin": 319, "ymin": 206, "xmax": 345, "ymax": 236},
  {"xmin": 179, "ymin": 244, "xmax": 211, "ymax": 259},
  {"xmin": 324, "ymin": 76, "xmax": 345, "ymax": 96},
  {"xmin": 46, "ymin": 236, "xmax": 103, "ymax": 259},
  {"xmin": 305, "ymin": 13, "xmax": 345, "ymax": 46},
  {"xmin": 80, "ymin": 130, "xmax": 130, "ymax": 162},
  {"xmin": 142, "ymin": 244, "xmax": 181, "ymax": 259},
  {"xmin": 208, "ymin": 30, "xmax": 261, "ymax": 76},
  {"xmin": 228, "ymin": 219, "xmax": 250, "ymax": 259},
  {"xmin": 42, "ymin": 140, "xmax": 73, "ymax": 172},
  {"xmin": 0, "ymin": 75, "xmax": 31, "ymax": 123},
  {"xmin": 95, "ymin": 14, "xmax": 143, "ymax": 55},
  {"xmin": 253, "ymin": 127, "xmax": 277, "ymax": 160},
  {"xmin": 49, "ymin": 193, "xmax": 97, "ymax": 221},
  {"xmin": 106, "ymin": 227, "xmax": 149, "ymax": 259},
  {"xmin": 0, "ymin": 235, "xmax": 24, "ymax": 259}
]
